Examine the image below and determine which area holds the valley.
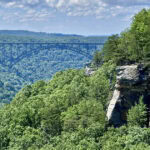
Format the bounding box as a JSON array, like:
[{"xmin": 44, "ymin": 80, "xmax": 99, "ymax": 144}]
[{"xmin": 0, "ymin": 31, "xmax": 107, "ymax": 103}]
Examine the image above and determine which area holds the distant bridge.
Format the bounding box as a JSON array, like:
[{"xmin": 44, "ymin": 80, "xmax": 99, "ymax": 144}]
[{"xmin": 0, "ymin": 42, "xmax": 104, "ymax": 68}]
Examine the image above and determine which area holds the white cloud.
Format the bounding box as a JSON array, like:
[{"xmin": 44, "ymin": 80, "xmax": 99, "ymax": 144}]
[
  {"xmin": 44, "ymin": 0, "xmax": 150, "ymax": 19},
  {"xmin": 5, "ymin": 2, "xmax": 16, "ymax": 8},
  {"xmin": 0, "ymin": 0, "xmax": 150, "ymax": 23},
  {"xmin": 25, "ymin": 0, "xmax": 40, "ymax": 4}
]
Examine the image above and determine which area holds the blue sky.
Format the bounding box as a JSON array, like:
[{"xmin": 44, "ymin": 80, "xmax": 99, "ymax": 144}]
[{"xmin": 0, "ymin": 0, "xmax": 150, "ymax": 35}]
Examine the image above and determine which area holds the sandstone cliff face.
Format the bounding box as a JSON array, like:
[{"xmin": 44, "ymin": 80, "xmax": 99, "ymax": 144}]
[{"xmin": 107, "ymin": 64, "xmax": 150, "ymax": 126}]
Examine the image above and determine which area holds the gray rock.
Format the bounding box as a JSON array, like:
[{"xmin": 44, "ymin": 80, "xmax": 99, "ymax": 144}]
[
  {"xmin": 117, "ymin": 65, "xmax": 139, "ymax": 86},
  {"xmin": 107, "ymin": 64, "xmax": 150, "ymax": 126},
  {"xmin": 107, "ymin": 86, "xmax": 120, "ymax": 121},
  {"xmin": 85, "ymin": 66, "xmax": 95, "ymax": 76}
]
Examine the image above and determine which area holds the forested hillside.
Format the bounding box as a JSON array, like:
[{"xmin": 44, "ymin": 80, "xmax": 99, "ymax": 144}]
[
  {"xmin": 0, "ymin": 31, "xmax": 107, "ymax": 104},
  {"xmin": 1, "ymin": 9, "xmax": 150, "ymax": 150},
  {"xmin": 0, "ymin": 62, "xmax": 117, "ymax": 150},
  {"xmin": 0, "ymin": 30, "xmax": 108, "ymax": 43}
]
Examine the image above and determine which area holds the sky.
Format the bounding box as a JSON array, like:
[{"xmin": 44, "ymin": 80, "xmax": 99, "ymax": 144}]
[{"xmin": 0, "ymin": 0, "xmax": 150, "ymax": 36}]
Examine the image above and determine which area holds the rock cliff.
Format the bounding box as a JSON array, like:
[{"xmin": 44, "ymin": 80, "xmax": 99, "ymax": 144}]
[{"xmin": 107, "ymin": 64, "xmax": 150, "ymax": 126}]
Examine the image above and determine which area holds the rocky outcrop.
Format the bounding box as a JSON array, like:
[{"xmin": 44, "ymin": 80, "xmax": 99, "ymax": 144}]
[
  {"xmin": 85, "ymin": 66, "xmax": 95, "ymax": 76},
  {"xmin": 107, "ymin": 64, "xmax": 150, "ymax": 126}
]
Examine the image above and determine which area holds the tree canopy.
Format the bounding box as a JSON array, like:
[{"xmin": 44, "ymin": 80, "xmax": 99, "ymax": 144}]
[{"xmin": 93, "ymin": 9, "xmax": 150, "ymax": 66}]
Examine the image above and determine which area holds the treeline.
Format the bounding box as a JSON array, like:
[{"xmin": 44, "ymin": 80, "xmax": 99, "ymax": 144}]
[{"xmin": 93, "ymin": 9, "xmax": 150, "ymax": 67}]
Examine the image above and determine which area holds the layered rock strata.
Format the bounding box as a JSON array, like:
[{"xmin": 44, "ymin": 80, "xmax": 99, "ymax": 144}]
[{"xmin": 107, "ymin": 64, "xmax": 150, "ymax": 126}]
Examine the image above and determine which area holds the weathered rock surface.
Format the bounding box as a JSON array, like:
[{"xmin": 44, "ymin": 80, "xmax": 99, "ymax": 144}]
[
  {"xmin": 107, "ymin": 64, "xmax": 150, "ymax": 126},
  {"xmin": 85, "ymin": 66, "xmax": 95, "ymax": 76}
]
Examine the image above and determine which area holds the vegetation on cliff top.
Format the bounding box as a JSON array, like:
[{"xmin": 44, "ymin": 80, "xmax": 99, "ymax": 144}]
[{"xmin": 93, "ymin": 9, "xmax": 150, "ymax": 66}]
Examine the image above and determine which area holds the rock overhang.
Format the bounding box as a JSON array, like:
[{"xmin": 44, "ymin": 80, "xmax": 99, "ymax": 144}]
[{"xmin": 107, "ymin": 64, "xmax": 150, "ymax": 127}]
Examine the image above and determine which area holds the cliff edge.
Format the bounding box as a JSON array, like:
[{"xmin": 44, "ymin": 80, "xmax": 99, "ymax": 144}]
[{"xmin": 107, "ymin": 64, "xmax": 150, "ymax": 126}]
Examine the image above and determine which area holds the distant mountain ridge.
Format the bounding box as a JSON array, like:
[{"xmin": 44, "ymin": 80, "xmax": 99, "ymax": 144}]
[
  {"xmin": 0, "ymin": 30, "xmax": 83, "ymax": 37},
  {"xmin": 0, "ymin": 30, "xmax": 108, "ymax": 43}
]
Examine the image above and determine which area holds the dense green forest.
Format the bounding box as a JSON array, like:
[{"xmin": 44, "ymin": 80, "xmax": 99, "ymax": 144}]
[
  {"xmin": 0, "ymin": 31, "xmax": 107, "ymax": 104},
  {"xmin": 1, "ymin": 9, "xmax": 150, "ymax": 149},
  {"xmin": 94, "ymin": 9, "xmax": 150, "ymax": 66}
]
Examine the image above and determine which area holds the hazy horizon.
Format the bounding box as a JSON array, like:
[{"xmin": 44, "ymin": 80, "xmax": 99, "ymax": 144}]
[{"xmin": 0, "ymin": 29, "xmax": 110, "ymax": 36}]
